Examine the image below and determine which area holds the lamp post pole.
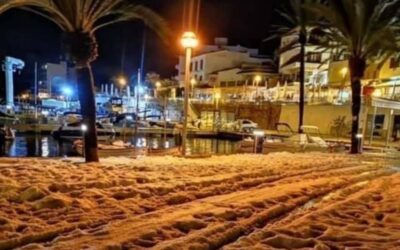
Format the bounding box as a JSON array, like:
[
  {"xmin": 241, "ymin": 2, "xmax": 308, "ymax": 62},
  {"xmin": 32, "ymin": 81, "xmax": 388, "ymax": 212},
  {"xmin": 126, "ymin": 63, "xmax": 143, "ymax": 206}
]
[
  {"xmin": 181, "ymin": 32, "xmax": 198, "ymax": 156},
  {"xmin": 182, "ymin": 47, "xmax": 192, "ymax": 156}
]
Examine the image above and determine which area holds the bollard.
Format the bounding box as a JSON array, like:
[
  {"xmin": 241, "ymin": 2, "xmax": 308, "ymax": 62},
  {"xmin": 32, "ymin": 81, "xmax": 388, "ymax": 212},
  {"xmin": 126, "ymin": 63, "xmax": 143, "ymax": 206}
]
[{"xmin": 253, "ymin": 130, "xmax": 265, "ymax": 154}]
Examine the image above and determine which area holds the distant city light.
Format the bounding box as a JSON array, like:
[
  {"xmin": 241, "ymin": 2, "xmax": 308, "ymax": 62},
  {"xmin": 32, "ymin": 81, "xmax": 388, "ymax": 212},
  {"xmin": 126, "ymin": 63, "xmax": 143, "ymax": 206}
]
[{"xmin": 156, "ymin": 81, "xmax": 162, "ymax": 88}]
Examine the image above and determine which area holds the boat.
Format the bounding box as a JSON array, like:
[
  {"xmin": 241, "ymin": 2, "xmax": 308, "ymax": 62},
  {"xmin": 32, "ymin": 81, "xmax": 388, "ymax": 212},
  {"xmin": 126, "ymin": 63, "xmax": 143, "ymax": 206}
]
[
  {"xmin": 238, "ymin": 129, "xmax": 344, "ymax": 154},
  {"xmin": 73, "ymin": 140, "xmax": 147, "ymax": 158},
  {"xmin": 52, "ymin": 121, "xmax": 115, "ymax": 141},
  {"xmin": 0, "ymin": 126, "xmax": 16, "ymax": 141}
]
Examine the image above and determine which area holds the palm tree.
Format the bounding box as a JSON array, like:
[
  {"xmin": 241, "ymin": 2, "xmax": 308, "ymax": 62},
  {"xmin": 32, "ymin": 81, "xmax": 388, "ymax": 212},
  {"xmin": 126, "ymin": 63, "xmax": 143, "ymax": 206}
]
[
  {"xmin": 2, "ymin": 0, "xmax": 168, "ymax": 162},
  {"xmin": 307, "ymin": 0, "xmax": 400, "ymax": 153},
  {"xmin": 271, "ymin": 0, "xmax": 321, "ymax": 133}
]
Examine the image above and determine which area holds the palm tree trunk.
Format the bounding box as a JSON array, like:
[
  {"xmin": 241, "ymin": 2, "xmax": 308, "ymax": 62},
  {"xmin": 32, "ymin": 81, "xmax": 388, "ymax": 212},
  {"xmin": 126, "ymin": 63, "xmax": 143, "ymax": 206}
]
[
  {"xmin": 349, "ymin": 57, "xmax": 366, "ymax": 154},
  {"xmin": 76, "ymin": 64, "xmax": 99, "ymax": 162},
  {"xmin": 298, "ymin": 30, "xmax": 306, "ymax": 133}
]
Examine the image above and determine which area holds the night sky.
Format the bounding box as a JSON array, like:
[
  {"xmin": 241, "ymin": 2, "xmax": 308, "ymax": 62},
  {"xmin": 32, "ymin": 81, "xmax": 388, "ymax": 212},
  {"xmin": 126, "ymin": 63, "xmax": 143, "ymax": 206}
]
[{"xmin": 0, "ymin": 0, "xmax": 281, "ymax": 95}]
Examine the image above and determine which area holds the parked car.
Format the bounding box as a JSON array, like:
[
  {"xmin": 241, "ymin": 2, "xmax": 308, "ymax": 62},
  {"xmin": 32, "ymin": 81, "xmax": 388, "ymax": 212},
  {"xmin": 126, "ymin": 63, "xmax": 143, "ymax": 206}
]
[{"xmin": 222, "ymin": 119, "xmax": 258, "ymax": 133}]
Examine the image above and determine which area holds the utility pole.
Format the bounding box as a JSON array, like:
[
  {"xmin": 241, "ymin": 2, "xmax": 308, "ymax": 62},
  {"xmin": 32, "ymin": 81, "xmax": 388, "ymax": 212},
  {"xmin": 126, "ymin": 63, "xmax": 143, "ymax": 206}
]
[{"xmin": 34, "ymin": 62, "xmax": 38, "ymax": 119}]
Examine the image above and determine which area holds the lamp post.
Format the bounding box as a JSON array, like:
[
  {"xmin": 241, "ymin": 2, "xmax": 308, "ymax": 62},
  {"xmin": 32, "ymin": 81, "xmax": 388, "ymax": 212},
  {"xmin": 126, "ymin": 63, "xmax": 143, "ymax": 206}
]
[{"xmin": 181, "ymin": 31, "xmax": 198, "ymax": 156}]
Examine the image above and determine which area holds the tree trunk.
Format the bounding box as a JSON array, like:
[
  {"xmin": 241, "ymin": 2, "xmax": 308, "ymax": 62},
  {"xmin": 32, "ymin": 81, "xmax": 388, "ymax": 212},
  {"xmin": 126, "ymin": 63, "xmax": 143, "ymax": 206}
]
[
  {"xmin": 77, "ymin": 64, "xmax": 99, "ymax": 162},
  {"xmin": 349, "ymin": 57, "xmax": 366, "ymax": 154},
  {"xmin": 298, "ymin": 30, "xmax": 306, "ymax": 133}
]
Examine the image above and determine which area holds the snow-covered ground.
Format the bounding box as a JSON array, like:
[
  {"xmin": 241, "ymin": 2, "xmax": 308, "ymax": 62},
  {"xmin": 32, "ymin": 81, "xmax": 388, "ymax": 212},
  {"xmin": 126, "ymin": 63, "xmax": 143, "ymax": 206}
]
[{"xmin": 0, "ymin": 153, "xmax": 398, "ymax": 249}]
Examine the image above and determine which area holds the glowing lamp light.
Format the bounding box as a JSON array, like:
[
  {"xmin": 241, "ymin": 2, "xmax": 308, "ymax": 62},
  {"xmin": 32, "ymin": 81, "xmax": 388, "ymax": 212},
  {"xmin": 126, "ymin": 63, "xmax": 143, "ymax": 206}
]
[
  {"xmin": 215, "ymin": 93, "xmax": 221, "ymax": 100},
  {"xmin": 118, "ymin": 77, "xmax": 127, "ymax": 86},
  {"xmin": 373, "ymin": 89, "xmax": 382, "ymax": 97},
  {"xmin": 155, "ymin": 81, "xmax": 162, "ymax": 88},
  {"xmin": 340, "ymin": 67, "xmax": 348, "ymax": 77},
  {"xmin": 253, "ymin": 130, "xmax": 265, "ymax": 137},
  {"xmin": 356, "ymin": 133, "xmax": 363, "ymax": 139},
  {"xmin": 254, "ymin": 75, "xmax": 262, "ymax": 82},
  {"xmin": 81, "ymin": 124, "xmax": 88, "ymax": 132},
  {"xmin": 181, "ymin": 32, "xmax": 199, "ymax": 49},
  {"xmin": 62, "ymin": 86, "xmax": 73, "ymax": 96}
]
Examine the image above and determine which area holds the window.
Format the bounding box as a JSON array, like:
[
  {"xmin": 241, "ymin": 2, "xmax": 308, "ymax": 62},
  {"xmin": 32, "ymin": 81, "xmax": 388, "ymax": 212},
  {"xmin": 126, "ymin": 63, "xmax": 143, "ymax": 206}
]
[
  {"xmin": 190, "ymin": 62, "xmax": 193, "ymax": 71},
  {"xmin": 199, "ymin": 75, "xmax": 203, "ymax": 81},
  {"xmin": 390, "ymin": 58, "xmax": 400, "ymax": 69},
  {"xmin": 195, "ymin": 61, "xmax": 198, "ymax": 71},
  {"xmin": 200, "ymin": 59, "xmax": 204, "ymax": 70},
  {"xmin": 306, "ymin": 53, "xmax": 322, "ymax": 63}
]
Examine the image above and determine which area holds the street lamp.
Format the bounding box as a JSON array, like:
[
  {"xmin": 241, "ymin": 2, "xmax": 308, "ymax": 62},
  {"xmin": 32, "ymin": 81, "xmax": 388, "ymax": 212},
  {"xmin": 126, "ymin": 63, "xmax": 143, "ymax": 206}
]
[{"xmin": 181, "ymin": 31, "xmax": 198, "ymax": 156}]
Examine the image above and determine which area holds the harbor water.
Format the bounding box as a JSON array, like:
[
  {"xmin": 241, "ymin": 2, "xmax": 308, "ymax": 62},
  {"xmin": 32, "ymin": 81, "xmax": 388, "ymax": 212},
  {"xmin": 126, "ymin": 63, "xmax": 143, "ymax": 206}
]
[{"xmin": 1, "ymin": 134, "xmax": 240, "ymax": 157}]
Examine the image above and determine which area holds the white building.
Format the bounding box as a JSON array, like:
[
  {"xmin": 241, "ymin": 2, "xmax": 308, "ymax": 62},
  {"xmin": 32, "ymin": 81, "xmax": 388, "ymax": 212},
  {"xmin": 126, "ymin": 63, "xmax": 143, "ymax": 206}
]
[
  {"xmin": 278, "ymin": 29, "xmax": 331, "ymax": 102},
  {"xmin": 176, "ymin": 38, "xmax": 278, "ymax": 102}
]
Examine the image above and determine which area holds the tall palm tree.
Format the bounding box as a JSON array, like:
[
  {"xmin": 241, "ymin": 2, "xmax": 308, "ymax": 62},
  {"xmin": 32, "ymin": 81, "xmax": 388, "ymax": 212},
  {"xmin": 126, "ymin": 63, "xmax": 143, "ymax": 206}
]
[
  {"xmin": 272, "ymin": 0, "xmax": 320, "ymax": 133},
  {"xmin": 307, "ymin": 0, "xmax": 400, "ymax": 153},
  {"xmin": 2, "ymin": 0, "xmax": 168, "ymax": 162}
]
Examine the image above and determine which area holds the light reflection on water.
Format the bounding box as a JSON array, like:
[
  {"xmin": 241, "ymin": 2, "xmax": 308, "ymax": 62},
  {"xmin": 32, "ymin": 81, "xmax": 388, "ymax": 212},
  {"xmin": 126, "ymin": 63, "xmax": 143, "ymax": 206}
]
[{"xmin": 2, "ymin": 135, "xmax": 239, "ymax": 157}]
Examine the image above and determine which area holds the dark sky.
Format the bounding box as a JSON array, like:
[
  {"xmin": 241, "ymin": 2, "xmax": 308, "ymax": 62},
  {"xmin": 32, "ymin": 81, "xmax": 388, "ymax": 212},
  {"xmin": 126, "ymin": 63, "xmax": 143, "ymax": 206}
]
[{"xmin": 0, "ymin": 0, "xmax": 281, "ymax": 95}]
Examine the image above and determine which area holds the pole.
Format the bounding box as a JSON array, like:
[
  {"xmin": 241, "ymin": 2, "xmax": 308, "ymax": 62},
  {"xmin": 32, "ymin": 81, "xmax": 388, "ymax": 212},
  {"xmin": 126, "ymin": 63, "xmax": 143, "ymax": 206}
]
[
  {"xmin": 369, "ymin": 106, "xmax": 377, "ymax": 145},
  {"xmin": 182, "ymin": 47, "xmax": 192, "ymax": 156},
  {"xmin": 164, "ymin": 97, "xmax": 167, "ymax": 144},
  {"xmin": 135, "ymin": 69, "xmax": 141, "ymax": 138},
  {"xmin": 386, "ymin": 109, "xmax": 393, "ymax": 147},
  {"xmin": 34, "ymin": 62, "xmax": 38, "ymax": 119}
]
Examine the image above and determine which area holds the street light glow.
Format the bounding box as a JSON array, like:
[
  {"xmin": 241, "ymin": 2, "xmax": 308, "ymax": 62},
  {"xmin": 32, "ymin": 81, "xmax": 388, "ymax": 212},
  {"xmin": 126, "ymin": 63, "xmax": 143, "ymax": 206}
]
[
  {"xmin": 181, "ymin": 31, "xmax": 199, "ymax": 49},
  {"xmin": 156, "ymin": 81, "xmax": 162, "ymax": 88},
  {"xmin": 118, "ymin": 77, "xmax": 127, "ymax": 86},
  {"xmin": 254, "ymin": 75, "xmax": 262, "ymax": 82}
]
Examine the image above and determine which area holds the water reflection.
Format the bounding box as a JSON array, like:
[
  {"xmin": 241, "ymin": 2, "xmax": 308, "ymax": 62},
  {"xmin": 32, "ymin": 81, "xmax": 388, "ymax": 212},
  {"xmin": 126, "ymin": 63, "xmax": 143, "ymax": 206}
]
[{"xmin": 2, "ymin": 135, "xmax": 239, "ymax": 157}]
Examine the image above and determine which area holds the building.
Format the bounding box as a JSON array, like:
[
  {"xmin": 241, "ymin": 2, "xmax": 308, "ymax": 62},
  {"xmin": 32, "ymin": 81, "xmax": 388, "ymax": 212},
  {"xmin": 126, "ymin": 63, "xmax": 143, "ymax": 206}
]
[
  {"xmin": 40, "ymin": 61, "xmax": 69, "ymax": 97},
  {"xmin": 278, "ymin": 28, "xmax": 331, "ymax": 103},
  {"xmin": 176, "ymin": 37, "xmax": 278, "ymax": 103}
]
